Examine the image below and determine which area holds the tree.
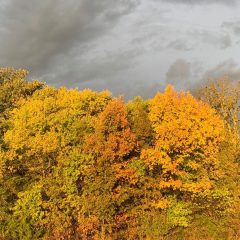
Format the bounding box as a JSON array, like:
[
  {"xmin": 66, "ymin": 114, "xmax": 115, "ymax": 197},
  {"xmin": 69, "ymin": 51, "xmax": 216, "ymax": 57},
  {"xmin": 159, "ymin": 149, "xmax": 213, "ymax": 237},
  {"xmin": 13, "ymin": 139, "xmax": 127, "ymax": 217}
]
[
  {"xmin": 0, "ymin": 86, "xmax": 112, "ymax": 239},
  {"xmin": 194, "ymin": 78, "xmax": 240, "ymax": 238},
  {"xmin": 140, "ymin": 85, "xmax": 228, "ymax": 237},
  {"xmin": 126, "ymin": 96, "xmax": 154, "ymax": 148},
  {"xmin": 0, "ymin": 68, "xmax": 43, "ymax": 145},
  {"xmin": 82, "ymin": 98, "xmax": 138, "ymax": 239},
  {"xmin": 194, "ymin": 77, "xmax": 240, "ymax": 134},
  {"xmin": 0, "ymin": 68, "xmax": 44, "ymax": 239},
  {"xmin": 1, "ymin": 67, "xmax": 239, "ymax": 239}
]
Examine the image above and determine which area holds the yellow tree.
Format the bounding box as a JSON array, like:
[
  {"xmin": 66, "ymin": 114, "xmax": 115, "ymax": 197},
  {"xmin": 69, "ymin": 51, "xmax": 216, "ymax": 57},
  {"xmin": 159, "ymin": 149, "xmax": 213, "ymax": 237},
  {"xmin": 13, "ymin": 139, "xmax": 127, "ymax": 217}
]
[
  {"xmin": 0, "ymin": 68, "xmax": 43, "ymax": 144},
  {"xmin": 194, "ymin": 78, "xmax": 240, "ymax": 238},
  {"xmin": 0, "ymin": 86, "xmax": 112, "ymax": 239},
  {"xmin": 0, "ymin": 68, "xmax": 44, "ymax": 239},
  {"xmin": 195, "ymin": 77, "xmax": 240, "ymax": 133}
]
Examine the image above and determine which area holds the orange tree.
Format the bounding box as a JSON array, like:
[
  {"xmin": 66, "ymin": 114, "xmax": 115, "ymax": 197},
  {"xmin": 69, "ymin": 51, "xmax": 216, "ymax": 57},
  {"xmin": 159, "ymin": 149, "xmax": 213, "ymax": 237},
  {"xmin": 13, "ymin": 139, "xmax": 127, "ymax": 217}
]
[
  {"xmin": 82, "ymin": 98, "xmax": 138, "ymax": 239},
  {"xmin": 139, "ymin": 85, "xmax": 229, "ymax": 237}
]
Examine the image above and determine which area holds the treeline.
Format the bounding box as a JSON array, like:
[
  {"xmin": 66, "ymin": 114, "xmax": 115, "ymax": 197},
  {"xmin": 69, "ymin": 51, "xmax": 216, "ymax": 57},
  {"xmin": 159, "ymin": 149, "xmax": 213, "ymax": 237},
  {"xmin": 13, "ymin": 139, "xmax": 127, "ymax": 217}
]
[{"xmin": 0, "ymin": 68, "xmax": 239, "ymax": 240}]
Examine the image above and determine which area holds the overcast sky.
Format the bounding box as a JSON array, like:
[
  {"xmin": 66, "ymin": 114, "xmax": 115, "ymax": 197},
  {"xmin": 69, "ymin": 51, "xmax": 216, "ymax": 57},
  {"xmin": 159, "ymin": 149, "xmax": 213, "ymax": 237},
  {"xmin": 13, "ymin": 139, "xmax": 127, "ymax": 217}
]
[{"xmin": 0, "ymin": 0, "xmax": 240, "ymax": 98}]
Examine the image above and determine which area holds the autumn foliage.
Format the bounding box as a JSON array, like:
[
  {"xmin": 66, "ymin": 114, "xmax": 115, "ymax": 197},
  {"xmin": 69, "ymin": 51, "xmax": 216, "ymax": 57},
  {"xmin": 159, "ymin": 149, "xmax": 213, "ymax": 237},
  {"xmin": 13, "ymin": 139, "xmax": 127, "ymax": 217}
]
[{"xmin": 0, "ymin": 68, "xmax": 239, "ymax": 239}]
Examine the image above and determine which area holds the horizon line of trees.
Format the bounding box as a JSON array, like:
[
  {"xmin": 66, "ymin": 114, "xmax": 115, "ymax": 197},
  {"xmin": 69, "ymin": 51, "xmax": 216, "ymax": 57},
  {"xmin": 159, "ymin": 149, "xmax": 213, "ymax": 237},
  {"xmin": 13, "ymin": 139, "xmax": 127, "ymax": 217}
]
[{"xmin": 0, "ymin": 67, "xmax": 240, "ymax": 240}]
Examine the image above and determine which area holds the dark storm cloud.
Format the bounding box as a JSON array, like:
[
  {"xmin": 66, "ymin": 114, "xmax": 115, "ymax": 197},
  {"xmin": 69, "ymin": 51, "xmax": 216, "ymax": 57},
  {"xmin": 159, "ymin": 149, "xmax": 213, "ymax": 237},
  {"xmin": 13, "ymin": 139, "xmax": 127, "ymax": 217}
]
[
  {"xmin": 0, "ymin": 0, "xmax": 140, "ymax": 75},
  {"xmin": 166, "ymin": 59, "xmax": 191, "ymax": 86},
  {"xmin": 202, "ymin": 59, "xmax": 240, "ymax": 81},
  {"xmin": 161, "ymin": 0, "xmax": 237, "ymax": 6}
]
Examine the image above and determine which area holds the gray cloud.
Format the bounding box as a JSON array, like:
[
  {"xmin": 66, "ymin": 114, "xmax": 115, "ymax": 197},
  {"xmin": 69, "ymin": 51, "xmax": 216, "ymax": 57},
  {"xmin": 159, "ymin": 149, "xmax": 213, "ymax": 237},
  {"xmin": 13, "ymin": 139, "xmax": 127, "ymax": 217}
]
[
  {"xmin": 0, "ymin": 0, "xmax": 140, "ymax": 75},
  {"xmin": 222, "ymin": 21, "xmax": 240, "ymax": 35},
  {"xmin": 168, "ymin": 39, "xmax": 192, "ymax": 51},
  {"xmin": 0, "ymin": 0, "xmax": 239, "ymax": 98},
  {"xmin": 202, "ymin": 59, "xmax": 240, "ymax": 82},
  {"xmin": 220, "ymin": 34, "xmax": 232, "ymax": 49},
  {"xmin": 131, "ymin": 82, "xmax": 163, "ymax": 99},
  {"xmin": 54, "ymin": 47, "xmax": 141, "ymax": 88},
  {"xmin": 161, "ymin": 0, "xmax": 237, "ymax": 6},
  {"xmin": 166, "ymin": 59, "xmax": 191, "ymax": 86},
  {"xmin": 188, "ymin": 30, "xmax": 232, "ymax": 49}
]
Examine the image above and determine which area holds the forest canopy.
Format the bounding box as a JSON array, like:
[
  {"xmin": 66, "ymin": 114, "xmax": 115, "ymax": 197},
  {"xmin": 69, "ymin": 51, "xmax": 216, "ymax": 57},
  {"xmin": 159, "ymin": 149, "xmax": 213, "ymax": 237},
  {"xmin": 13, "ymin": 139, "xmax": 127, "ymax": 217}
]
[{"xmin": 0, "ymin": 68, "xmax": 239, "ymax": 240}]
